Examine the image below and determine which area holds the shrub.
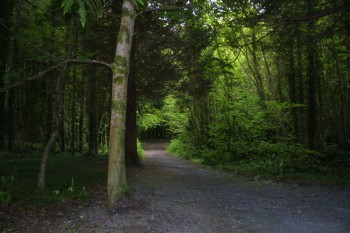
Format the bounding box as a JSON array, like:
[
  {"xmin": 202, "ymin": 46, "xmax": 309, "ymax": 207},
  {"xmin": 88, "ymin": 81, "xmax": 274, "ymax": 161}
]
[
  {"xmin": 0, "ymin": 191, "xmax": 12, "ymax": 205},
  {"xmin": 168, "ymin": 138, "xmax": 198, "ymax": 159},
  {"xmin": 137, "ymin": 139, "xmax": 144, "ymax": 160}
]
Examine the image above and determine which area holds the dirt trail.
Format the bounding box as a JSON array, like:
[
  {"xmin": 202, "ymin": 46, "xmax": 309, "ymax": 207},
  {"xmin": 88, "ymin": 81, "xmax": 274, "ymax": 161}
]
[{"xmin": 2, "ymin": 142, "xmax": 350, "ymax": 233}]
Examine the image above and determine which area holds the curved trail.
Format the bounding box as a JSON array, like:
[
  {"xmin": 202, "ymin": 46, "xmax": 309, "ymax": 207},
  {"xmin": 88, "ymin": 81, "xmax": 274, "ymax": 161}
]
[
  {"xmin": 4, "ymin": 142, "xmax": 350, "ymax": 232},
  {"xmin": 124, "ymin": 142, "xmax": 350, "ymax": 233}
]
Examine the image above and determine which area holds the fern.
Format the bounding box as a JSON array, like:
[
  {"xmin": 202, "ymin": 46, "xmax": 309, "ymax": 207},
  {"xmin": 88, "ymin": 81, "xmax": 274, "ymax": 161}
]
[
  {"xmin": 135, "ymin": 0, "xmax": 145, "ymax": 6},
  {"xmin": 61, "ymin": 0, "xmax": 74, "ymax": 15},
  {"xmin": 61, "ymin": 0, "xmax": 107, "ymax": 28},
  {"xmin": 84, "ymin": 0, "xmax": 104, "ymax": 16},
  {"xmin": 77, "ymin": 0, "xmax": 87, "ymax": 27}
]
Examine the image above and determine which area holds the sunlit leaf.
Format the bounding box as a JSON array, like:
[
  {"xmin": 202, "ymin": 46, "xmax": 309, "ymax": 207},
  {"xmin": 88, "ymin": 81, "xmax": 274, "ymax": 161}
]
[
  {"xmin": 61, "ymin": 0, "xmax": 74, "ymax": 15},
  {"xmin": 77, "ymin": 0, "xmax": 87, "ymax": 27},
  {"xmin": 136, "ymin": 0, "xmax": 145, "ymax": 6}
]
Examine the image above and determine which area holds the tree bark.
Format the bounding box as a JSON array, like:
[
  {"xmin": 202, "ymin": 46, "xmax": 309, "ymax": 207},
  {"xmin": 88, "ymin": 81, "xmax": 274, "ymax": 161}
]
[
  {"xmin": 88, "ymin": 66, "xmax": 98, "ymax": 156},
  {"xmin": 8, "ymin": 15, "xmax": 19, "ymax": 151},
  {"xmin": 0, "ymin": 0, "xmax": 13, "ymax": 150},
  {"xmin": 108, "ymin": 0, "xmax": 136, "ymax": 208},
  {"xmin": 296, "ymin": 32, "xmax": 306, "ymax": 145},
  {"xmin": 71, "ymin": 66, "xmax": 77, "ymax": 155},
  {"xmin": 307, "ymin": 0, "xmax": 317, "ymax": 150},
  {"xmin": 38, "ymin": 63, "xmax": 69, "ymax": 190},
  {"xmin": 125, "ymin": 37, "xmax": 140, "ymax": 167},
  {"xmin": 251, "ymin": 30, "xmax": 266, "ymax": 102},
  {"xmin": 287, "ymin": 39, "xmax": 299, "ymax": 142},
  {"xmin": 79, "ymin": 76, "xmax": 86, "ymax": 153}
]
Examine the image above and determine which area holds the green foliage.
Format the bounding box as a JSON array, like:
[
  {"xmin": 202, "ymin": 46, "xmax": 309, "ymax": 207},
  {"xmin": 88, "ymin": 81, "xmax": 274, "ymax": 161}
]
[
  {"xmin": 133, "ymin": 0, "xmax": 145, "ymax": 7},
  {"xmin": 61, "ymin": 0, "xmax": 107, "ymax": 27},
  {"xmin": 137, "ymin": 139, "xmax": 144, "ymax": 160},
  {"xmin": 137, "ymin": 95, "xmax": 188, "ymax": 138},
  {"xmin": 61, "ymin": 0, "xmax": 74, "ymax": 15},
  {"xmin": 77, "ymin": 0, "xmax": 87, "ymax": 27},
  {"xmin": 161, "ymin": 95, "xmax": 188, "ymax": 136},
  {"xmin": 0, "ymin": 175, "xmax": 14, "ymax": 205},
  {"xmin": 138, "ymin": 112, "xmax": 163, "ymax": 131},
  {"xmin": 169, "ymin": 138, "xmax": 350, "ymax": 184},
  {"xmin": 168, "ymin": 138, "xmax": 196, "ymax": 159},
  {"xmin": 0, "ymin": 191, "xmax": 12, "ymax": 205},
  {"xmin": 246, "ymin": 142, "xmax": 323, "ymax": 174},
  {"xmin": 1, "ymin": 175, "xmax": 14, "ymax": 190},
  {"xmin": 0, "ymin": 154, "xmax": 107, "ymax": 205}
]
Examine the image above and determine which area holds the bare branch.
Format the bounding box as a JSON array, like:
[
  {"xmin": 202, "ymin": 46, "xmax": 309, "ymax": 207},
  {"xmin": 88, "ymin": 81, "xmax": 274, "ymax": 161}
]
[
  {"xmin": 0, "ymin": 59, "xmax": 111, "ymax": 93},
  {"xmin": 137, "ymin": 5, "xmax": 194, "ymax": 17},
  {"xmin": 67, "ymin": 59, "xmax": 112, "ymax": 69},
  {"xmin": 0, "ymin": 62, "xmax": 66, "ymax": 93}
]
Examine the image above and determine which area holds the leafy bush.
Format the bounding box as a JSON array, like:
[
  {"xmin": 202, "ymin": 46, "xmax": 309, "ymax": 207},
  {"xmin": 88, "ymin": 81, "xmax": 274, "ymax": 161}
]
[
  {"xmin": 0, "ymin": 154, "xmax": 107, "ymax": 205},
  {"xmin": 168, "ymin": 138, "xmax": 349, "ymax": 184},
  {"xmin": 1, "ymin": 175, "xmax": 14, "ymax": 190},
  {"xmin": 168, "ymin": 138, "xmax": 198, "ymax": 159},
  {"xmin": 248, "ymin": 142, "xmax": 323, "ymax": 173},
  {"xmin": 200, "ymin": 148, "xmax": 233, "ymax": 166},
  {"xmin": 137, "ymin": 139, "xmax": 144, "ymax": 160},
  {"xmin": 0, "ymin": 191, "xmax": 12, "ymax": 205}
]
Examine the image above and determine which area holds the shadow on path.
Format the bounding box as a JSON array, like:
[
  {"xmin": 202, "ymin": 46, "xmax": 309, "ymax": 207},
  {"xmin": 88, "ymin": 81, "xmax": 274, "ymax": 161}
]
[
  {"xmin": 125, "ymin": 142, "xmax": 350, "ymax": 233},
  {"xmin": 3, "ymin": 142, "xmax": 349, "ymax": 233}
]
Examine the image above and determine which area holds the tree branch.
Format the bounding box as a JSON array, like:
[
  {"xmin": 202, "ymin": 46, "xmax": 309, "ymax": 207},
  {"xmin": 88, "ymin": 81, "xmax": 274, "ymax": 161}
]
[
  {"xmin": 67, "ymin": 59, "xmax": 112, "ymax": 69},
  {"xmin": 0, "ymin": 59, "xmax": 111, "ymax": 93},
  {"xmin": 137, "ymin": 5, "xmax": 194, "ymax": 16}
]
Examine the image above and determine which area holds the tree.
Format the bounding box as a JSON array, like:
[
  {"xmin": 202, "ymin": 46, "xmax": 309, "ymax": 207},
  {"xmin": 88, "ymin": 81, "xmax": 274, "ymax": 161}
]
[
  {"xmin": 0, "ymin": 0, "xmax": 13, "ymax": 150},
  {"xmin": 107, "ymin": 0, "xmax": 136, "ymax": 208}
]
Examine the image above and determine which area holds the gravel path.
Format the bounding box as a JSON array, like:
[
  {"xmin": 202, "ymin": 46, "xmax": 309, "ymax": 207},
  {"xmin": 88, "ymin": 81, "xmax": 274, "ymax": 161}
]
[{"xmin": 2, "ymin": 142, "xmax": 350, "ymax": 233}]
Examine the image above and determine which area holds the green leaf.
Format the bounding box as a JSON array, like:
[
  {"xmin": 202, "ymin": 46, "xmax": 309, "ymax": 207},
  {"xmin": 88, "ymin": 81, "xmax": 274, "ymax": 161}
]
[
  {"xmin": 132, "ymin": 0, "xmax": 145, "ymax": 8},
  {"xmin": 136, "ymin": 0, "xmax": 145, "ymax": 6},
  {"xmin": 61, "ymin": 0, "xmax": 74, "ymax": 15},
  {"xmin": 84, "ymin": 0, "xmax": 104, "ymax": 17},
  {"xmin": 77, "ymin": 0, "xmax": 87, "ymax": 27}
]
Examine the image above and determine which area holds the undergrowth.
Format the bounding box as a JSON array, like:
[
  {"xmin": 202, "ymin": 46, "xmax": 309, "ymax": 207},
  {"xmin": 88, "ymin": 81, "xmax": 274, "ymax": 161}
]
[
  {"xmin": 0, "ymin": 141, "xmax": 146, "ymax": 206},
  {"xmin": 168, "ymin": 139, "xmax": 350, "ymax": 185},
  {"xmin": 0, "ymin": 153, "xmax": 107, "ymax": 206},
  {"xmin": 137, "ymin": 138, "xmax": 144, "ymax": 160}
]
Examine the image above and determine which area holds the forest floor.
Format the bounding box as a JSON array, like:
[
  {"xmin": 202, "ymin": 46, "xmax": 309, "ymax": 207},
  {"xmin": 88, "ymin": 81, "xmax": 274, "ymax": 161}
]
[{"xmin": 1, "ymin": 142, "xmax": 350, "ymax": 233}]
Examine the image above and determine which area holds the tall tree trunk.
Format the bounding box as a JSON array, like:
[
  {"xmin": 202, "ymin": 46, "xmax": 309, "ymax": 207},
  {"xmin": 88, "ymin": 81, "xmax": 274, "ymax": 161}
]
[
  {"xmin": 275, "ymin": 59, "xmax": 285, "ymax": 102},
  {"xmin": 108, "ymin": 0, "xmax": 136, "ymax": 208},
  {"xmin": 70, "ymin": 27, "xmax": 78, "ymax": 155},
  {"xmin": 79, "ymin": 75, "xmax": 86, "ymax": 153},
  {"xmin": 125, "ymin": 38, "xmax": 140, "ymax": 167},
  {"xmin": 347, "ymin": 44, "xmax": 350, "ymax": 149},
  {"xmin": 307, "ymin": 0, "xmax": 317, "ymax": 150},
  {"xmin": 8, "ymin": 17, "xmax": 19, "ymax": 151},
  {"xmin": 0, "ymin": 0, "xmax": 13, "ymax": 150},
  {"xmin": 59, "ymin": 99, "xmax": 65, "ymax": 153},
  {"xmin": 71, "ymin": 66, "xmax": 77, "ymax": 155},
  {"xmin": 296, "ymin": 32, "xmax": 306, "ymax": 145},
  {"xmin": 344, "ymin": 17, "xmax": 350, "ymax": 149},
  {"xmin": 331, "ymin": 39, "xmax": 347, "ymax": 148},
  {"xmin": 7, "ymin": 88, "xmax": 15, "ymax": 151},
  {"xmin": 287, "ymin": 39, "xmax": 299, "ymax": 142},
  {"xmin": 46, "ymin": 76, "xmax": 53, "ymax": 149},
  {"xmin": 251, "ymin": 30, "xmax": 266, "ymax": 102},
  {"xmin": 88, "ymin": 66, "xmax": 98, "ymax": 156}
]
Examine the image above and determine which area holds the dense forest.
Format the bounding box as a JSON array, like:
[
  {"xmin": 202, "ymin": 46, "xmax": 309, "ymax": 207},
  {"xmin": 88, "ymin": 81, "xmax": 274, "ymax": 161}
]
[{"xmin": 1, "ymin": 0, "xmax": 350, "ymax": 206}]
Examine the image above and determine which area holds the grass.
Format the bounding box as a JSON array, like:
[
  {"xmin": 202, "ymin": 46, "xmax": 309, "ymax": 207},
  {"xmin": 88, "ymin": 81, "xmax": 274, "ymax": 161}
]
[
  {"xmin": 217, "ymin": 160, "xmax": 350, "ymax": 186},
  {"xmin": 0, "ymin": 153, "xmax": 108, "ymax": 206},
  {"xmin": 168, "ymin": 139, "xmax": 350, "ymax": 186}
]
